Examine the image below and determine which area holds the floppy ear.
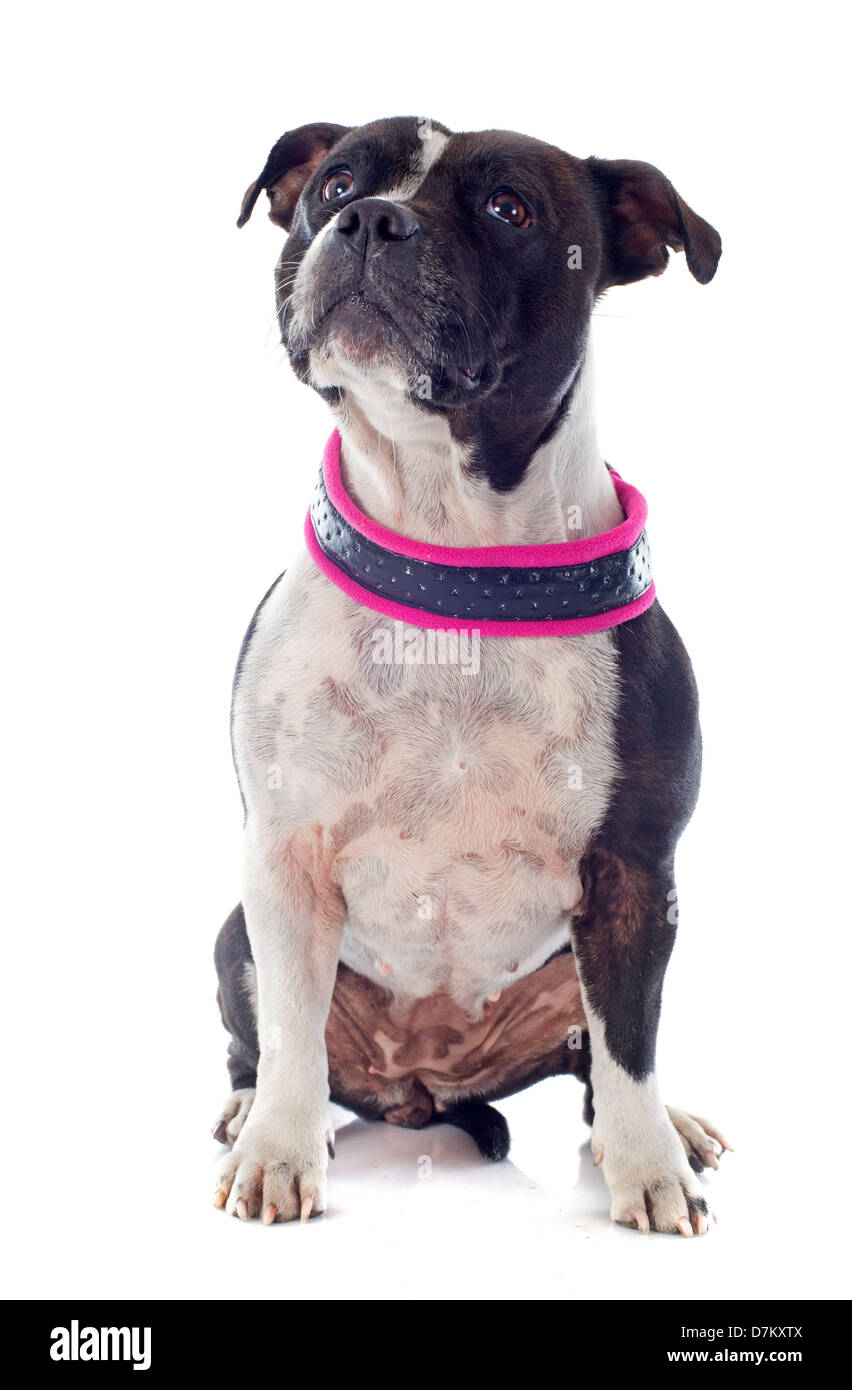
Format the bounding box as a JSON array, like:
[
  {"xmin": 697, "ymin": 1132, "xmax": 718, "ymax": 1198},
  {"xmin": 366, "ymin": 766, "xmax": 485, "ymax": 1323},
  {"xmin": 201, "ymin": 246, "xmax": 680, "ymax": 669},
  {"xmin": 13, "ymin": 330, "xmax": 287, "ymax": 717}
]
[
  {"xmin": 585, "ymin": 156, "xmax": 721, "ymax": 287},
  {"xmin": 237, "ymin": 122, "xmax": 352, "ymax": 231}
]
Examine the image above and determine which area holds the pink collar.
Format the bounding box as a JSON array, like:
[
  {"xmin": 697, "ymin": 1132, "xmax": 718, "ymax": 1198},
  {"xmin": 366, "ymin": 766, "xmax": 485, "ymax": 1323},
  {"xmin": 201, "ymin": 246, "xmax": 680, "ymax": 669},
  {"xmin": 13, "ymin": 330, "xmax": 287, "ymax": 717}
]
[{"xmin": 305, "ymin": 431, "xmax": 655, "ymax": 636}]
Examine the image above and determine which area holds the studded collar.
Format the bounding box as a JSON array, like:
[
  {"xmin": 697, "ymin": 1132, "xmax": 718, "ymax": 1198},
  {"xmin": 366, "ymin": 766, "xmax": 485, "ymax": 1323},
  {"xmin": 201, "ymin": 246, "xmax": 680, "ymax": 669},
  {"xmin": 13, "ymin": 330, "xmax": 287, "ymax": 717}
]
[{"xmin": 305, "ymin": 431, "xmax": 655, "ymax": 636}]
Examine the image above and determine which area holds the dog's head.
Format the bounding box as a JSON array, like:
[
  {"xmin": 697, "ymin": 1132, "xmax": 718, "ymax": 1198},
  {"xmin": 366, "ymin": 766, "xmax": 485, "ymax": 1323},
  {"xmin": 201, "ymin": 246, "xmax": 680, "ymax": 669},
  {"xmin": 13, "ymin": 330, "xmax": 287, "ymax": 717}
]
[{"xmin": 239, "ymin": 117, "xmax": 720, "ymax": 489}]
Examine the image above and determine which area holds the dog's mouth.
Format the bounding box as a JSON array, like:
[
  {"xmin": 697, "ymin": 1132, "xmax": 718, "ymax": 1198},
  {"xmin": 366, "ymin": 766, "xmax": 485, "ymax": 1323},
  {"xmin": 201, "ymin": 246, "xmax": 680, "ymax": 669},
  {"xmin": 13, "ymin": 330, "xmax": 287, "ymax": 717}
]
[{"xmin": 309, "ymin": 291, "xmax": 489, "ymax": 405}]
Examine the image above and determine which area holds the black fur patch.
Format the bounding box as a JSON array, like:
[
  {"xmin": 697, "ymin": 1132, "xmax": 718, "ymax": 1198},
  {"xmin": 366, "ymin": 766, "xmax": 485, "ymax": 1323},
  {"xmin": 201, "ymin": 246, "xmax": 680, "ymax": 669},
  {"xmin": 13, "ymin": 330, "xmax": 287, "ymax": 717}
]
[{"xmin": 573, "ymin": 600, "xmax": 701, "ymax": 1080}]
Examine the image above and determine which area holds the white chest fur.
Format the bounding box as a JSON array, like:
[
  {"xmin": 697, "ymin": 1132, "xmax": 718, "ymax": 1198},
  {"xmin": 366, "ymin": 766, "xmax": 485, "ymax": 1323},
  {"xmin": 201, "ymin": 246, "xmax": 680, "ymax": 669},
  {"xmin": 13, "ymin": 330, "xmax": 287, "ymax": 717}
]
[{"xmin": 233, "ymin": 552, "xmax": 620, "ymax": 1017}]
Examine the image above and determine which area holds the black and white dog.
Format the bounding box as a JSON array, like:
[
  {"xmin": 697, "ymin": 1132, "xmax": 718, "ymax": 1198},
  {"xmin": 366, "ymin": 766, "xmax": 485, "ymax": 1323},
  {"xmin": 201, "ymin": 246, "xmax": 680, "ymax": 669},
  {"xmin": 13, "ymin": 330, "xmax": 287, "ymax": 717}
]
[{"xmin": 213, "ymin": 117, "xmax": 729, "ymax": 1234}]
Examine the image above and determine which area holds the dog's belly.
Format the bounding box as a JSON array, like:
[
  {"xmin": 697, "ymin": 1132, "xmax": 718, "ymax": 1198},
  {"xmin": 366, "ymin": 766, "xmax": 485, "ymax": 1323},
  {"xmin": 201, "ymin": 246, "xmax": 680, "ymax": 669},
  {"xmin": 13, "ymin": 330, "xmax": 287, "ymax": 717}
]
[
  {"xmin": 326, "ymin": 950, "xmax": 588, "ymax": 1120},
  {"xmin": 335, "ymin": 811, "xmax": 582, "ymax": 1015}
]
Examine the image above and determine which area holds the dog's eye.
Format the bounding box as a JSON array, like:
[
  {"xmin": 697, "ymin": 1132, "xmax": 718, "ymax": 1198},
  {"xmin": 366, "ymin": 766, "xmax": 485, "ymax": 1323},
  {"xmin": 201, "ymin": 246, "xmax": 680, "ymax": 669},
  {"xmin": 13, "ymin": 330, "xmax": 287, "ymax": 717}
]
[
  {"xmin": 321, "ymin": 170, "xmax": 354, "ymax": 202},
  {"xmin": 487, "ymin": 191, "xmax": 531, "ymax": 228}
]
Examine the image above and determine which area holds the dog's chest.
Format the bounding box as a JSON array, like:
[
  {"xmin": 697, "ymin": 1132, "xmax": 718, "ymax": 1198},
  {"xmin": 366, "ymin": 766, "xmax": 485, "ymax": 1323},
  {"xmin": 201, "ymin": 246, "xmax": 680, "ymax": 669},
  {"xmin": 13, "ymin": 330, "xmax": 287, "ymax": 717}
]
[{"xmin": 236, "ymin": 557, "xmax": 621, "ymax": 1014}]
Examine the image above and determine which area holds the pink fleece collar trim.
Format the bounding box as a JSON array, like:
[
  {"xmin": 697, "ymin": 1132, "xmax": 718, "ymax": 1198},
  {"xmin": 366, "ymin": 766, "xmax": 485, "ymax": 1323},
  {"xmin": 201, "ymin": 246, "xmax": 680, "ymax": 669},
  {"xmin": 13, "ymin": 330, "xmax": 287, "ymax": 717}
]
[
  {"xmin": 305, "ymin": 431, "xmax": 656, "ymax": 636},
  {"xmin": 321, "ymin": 430, "xmax": 647, "ymax": 564}
]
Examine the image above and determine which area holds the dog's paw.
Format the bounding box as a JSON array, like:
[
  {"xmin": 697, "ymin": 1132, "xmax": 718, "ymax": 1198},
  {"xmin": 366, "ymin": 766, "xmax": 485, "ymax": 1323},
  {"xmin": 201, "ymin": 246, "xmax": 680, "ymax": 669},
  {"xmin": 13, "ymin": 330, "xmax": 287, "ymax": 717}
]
[
  {"xmin": 667, "ymin": 1105, "xmax": 733, "ymax": 1174},
  {"xmin": 212, "ymin": 1088, "xmax": 255, "ymax": 1147},
  {"xmin": 213, "ymin": 1110, "xmax": 335, "ymax": 1225},
  {"xmin": 592, "ymin": 1111, "xmax": 713, "ymax": 1236}
]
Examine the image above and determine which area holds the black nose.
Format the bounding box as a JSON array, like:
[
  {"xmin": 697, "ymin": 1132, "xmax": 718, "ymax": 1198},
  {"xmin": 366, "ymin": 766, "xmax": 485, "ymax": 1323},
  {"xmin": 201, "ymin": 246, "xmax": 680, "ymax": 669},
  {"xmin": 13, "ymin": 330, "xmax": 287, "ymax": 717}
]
[{"xmin": 335, "ymin": 198, "xmax": 419, "ymax": 258}]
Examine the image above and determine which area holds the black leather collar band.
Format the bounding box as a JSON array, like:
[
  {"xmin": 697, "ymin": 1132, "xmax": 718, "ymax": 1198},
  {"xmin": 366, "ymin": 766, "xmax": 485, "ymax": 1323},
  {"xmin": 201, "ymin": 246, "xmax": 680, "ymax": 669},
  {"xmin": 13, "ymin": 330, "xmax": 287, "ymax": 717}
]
[{"xmin": 304, "ymin": 432, "xmax": 655, "ymax": 636}]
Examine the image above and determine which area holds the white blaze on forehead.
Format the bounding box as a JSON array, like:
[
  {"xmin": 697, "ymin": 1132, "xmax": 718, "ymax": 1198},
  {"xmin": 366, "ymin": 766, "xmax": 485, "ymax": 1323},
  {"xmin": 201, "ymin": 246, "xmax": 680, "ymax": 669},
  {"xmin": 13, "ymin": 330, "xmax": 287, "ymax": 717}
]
[
  {"xmin": 379, "ymin": 125, "xmax": 450, "ymax": 203},
  {"xmin": 417, "ymin": 122, "xmax": 450, "ymax": 174}
]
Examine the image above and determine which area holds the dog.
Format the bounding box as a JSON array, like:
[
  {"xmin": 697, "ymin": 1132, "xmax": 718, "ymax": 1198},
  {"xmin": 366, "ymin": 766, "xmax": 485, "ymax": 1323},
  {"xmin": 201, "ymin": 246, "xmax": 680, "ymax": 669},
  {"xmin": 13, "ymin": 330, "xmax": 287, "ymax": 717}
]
[{"xmin": 212, "ymin": 116, "xmax": 729, "ymax": 1234}]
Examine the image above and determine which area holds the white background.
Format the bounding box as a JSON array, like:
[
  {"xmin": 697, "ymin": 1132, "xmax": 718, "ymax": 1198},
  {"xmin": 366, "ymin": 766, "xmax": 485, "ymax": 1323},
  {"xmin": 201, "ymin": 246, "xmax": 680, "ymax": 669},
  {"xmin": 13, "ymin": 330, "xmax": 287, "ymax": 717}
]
[{"xmin": 2, "ymin": 0, "xmax": 850, "ymax": 1301}]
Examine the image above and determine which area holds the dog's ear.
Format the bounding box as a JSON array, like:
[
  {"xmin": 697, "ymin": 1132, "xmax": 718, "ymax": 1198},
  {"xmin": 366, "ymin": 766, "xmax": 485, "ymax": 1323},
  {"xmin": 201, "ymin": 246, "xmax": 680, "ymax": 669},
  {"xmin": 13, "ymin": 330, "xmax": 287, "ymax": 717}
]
[
  {"xmin": 584, "ymin": 157, "xmax": 721, "ymax": 287},
  {"xmin": 237, "ymin": 122, "xmax": 352, "ymax": 231}
]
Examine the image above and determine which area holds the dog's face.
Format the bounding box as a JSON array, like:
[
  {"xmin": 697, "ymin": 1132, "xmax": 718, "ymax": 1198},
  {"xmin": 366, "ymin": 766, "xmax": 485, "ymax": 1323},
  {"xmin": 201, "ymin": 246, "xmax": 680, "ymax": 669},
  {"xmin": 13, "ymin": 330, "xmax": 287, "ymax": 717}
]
[{"xmin": 239, "ymin": 117, "xmax": 720, "ymax": 489}]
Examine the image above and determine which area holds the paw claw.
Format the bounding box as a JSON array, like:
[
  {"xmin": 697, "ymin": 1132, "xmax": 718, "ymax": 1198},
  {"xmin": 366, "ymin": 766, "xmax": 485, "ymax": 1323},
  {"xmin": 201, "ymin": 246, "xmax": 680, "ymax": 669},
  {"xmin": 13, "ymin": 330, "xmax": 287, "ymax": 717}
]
[
  {"xmin": 676, "ymin": 1217, "xmax": 693, "ymax": 1238},
  {"xmin": 213, "ymin": 1187, "xmax": 228, "ymax": 1209},
  {"xmin": 695, "ymin": 1113, "xmax": 733, "ymax": 1153},
  {"xmin": 300, "ymin": 1195, "xmax": 313, "ymax": 1224},
  {"xmin": 629, "ymin": 1206, "xmax": 650, "ymax": 1234},
  {"xmin": 235, "ymin": 1197, "xmax": 250, "ymax": 1222},
  {"xmin": 261, "ymin": 1203, "xmax": 277, "ymax": 1226}
]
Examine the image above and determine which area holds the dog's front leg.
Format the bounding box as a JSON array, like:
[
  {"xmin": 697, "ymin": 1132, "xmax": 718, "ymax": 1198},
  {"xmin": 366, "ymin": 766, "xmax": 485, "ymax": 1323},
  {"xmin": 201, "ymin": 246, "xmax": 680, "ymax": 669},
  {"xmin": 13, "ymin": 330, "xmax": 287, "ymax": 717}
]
[
  {"xmin": 573, "ymin": 850, "xmax": 711, "ymax": 1236},
  {"xmin": 214, "ymin": 830, "xmax": 343, "ymax": 1224}
]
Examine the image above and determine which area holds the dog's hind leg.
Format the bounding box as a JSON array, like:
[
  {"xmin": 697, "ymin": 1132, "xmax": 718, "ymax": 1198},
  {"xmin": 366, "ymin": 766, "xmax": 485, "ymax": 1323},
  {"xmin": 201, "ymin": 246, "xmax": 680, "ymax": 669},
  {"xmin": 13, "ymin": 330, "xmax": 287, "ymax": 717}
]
[
  {"xmin": 666, "ymin": 1107, "xmax": 733, "ymax": 1174},
  {"xmin": 213, "ymin": 903, "xmax": 259, "ymax": 1145},
  {"xmin": 214, "ymin": 1087, "xmax": 256, "ymax": 1146}
]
